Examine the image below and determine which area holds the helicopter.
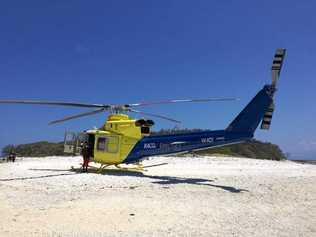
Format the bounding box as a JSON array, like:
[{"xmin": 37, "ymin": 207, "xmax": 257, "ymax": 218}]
[{"xmin": 0, "ymin": 49, "xmax": 286, "ymax": 171}]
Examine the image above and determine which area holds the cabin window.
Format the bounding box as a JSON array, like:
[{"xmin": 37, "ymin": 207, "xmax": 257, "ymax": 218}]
[
  {"xmin": 107, "ymin": 136, "xmax": 119, "ymax": 153},
  {"xmin": 96, "ymin": 136, "xmax": 119, "ymax": 153},
  {"xmin": 97, "ymin": 137, "xmax": 107, "ymax": 151}
]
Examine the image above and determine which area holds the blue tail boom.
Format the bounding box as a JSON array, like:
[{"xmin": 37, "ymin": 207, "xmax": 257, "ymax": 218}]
[{"xmin": 123, "ymin": 49, "xmax": 285, "ymax": 164}]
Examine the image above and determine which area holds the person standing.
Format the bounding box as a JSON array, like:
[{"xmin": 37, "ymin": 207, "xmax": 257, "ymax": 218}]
[
  {"xmin": 8, "ymin": 150, "xmax": 16, "ymax": 162},
  {"xmin": 81, "ymin": 142, "xmax": 90, "ymax": 172}
]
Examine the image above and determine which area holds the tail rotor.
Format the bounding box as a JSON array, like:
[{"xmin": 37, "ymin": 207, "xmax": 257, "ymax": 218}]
[{"xmin": 260, "ymin": 48, "xmax": 286, "ymax": 130}]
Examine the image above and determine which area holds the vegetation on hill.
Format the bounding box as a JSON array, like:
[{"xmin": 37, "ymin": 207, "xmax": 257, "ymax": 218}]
[
  {"xmin": 2, "ymin": 129, "xmax": 286, "ymax": 161},
  {"xmin": 152, "ymin": 128, "xmax": 286, "ymax": 161},
  {"xmin": 192, "ymin": 140, "xmax": 286, "ymax": 160},
  {"xmin": 2, "ymin": 142, "xmax": 65, "ymax": 157}
]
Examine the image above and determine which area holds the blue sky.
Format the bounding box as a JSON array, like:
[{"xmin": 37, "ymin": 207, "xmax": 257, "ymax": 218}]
[{"xmin": 0, "ymin": 1, "xmax": 315, "ymax": 159}]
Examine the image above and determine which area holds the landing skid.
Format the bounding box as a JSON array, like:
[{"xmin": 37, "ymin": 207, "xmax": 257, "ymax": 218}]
[
  {"xmin": 74, "ymin": 163, "xmax": 148, "ymax": 173},
  {"xmin": 73, "ymin": 161, "xmax": 167, "ymax": 173},
  {"xmin": 114, "ymin": 164, "xmax": 147, "ymax": 172}
]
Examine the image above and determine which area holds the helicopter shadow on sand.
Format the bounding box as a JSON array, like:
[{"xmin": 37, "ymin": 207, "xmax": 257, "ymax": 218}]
[
  {"xmin": 0, "ymin": 171, "xmax": 77, "ymax": 182},
  {"xmin": 24, "ymin": 167, "xmax": 248, "ymax": 193},
  {"xmin": 99, "ymin": 169, "xmax": 248, "ymax": 193},
  {"xmin": 0, "ymin": 167, "xmax": 248, "ymax": 193}
]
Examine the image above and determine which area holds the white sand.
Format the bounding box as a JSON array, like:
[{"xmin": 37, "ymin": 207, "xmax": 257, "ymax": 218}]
[{"xmin": 0, "ymin": 156, "xmax": 315, "ymax": 237}]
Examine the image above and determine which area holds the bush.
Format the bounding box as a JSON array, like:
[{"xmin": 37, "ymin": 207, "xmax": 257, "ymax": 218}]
[
  {"xmin": 195, "ymin": 140, "xmax": 286, "ymax": 161},
  {"xmin": 2, "ymin": 141, "xmax": 65, "ymax": 157}
]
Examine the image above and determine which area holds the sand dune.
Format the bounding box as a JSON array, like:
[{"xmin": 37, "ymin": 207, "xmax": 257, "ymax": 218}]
[{"xmin": 0, "ymin": 156, "xmax": 315, "ymax": 237}]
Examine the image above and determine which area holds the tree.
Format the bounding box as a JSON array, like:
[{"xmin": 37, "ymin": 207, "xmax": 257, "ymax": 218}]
[{"xmin": 2, "ymin": 144, "xmax": 16, "ymax": 156}]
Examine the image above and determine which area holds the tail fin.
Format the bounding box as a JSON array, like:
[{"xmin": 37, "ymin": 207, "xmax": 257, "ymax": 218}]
[
  {"xmin": 226, "ymin": 86, "xmax": 274, "ymax": 134},
  {"xmin": 226, "ymin": 49, "xmax": 286, "ymax": 134}
]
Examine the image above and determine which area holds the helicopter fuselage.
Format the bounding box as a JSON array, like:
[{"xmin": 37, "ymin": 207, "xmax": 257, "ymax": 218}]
[{"xmin": 83, "ymin": 126, "xmax": 253, "ymax": 165}]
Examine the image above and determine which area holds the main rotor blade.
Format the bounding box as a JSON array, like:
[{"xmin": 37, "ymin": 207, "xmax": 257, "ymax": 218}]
[
  {"xmin": 49, "ymin": 108, "xmax": 106, "ymax": 125},
  {"xmin": 129, "ymin": 109, "xmax": 181, "ymax": 123},
  {"xmin": 0, "ymin": 100, "xmax": 109, "ymax": 109},
  {"xmin": 128, "ymin": 97, "xmax": 238, "ymax": 107}
]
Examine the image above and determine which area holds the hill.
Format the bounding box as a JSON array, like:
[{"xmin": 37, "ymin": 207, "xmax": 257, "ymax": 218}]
[
  {"xmin": 192, "ymin": 140, "xmax": 285, "ymax": 160},
  {"xmin": 2, "ymin": 139, "xmax": 286, "ymax": 161}
]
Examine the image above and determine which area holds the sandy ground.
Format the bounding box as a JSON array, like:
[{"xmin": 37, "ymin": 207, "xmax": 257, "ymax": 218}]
[{"xmin": 0, "ymin": 156, "xmax": 315, "ymax": 237}]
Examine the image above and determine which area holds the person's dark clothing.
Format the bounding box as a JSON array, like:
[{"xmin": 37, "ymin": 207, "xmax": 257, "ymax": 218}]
[
  {"xmin": 81, "ymin": 143, "xmax": 90, "ymax": 172},
  {"xmin": 8, "ymin": 152, "xmax": 16, "ymax": 162}
]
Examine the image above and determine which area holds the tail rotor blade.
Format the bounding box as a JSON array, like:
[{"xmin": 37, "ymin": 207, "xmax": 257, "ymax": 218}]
[
  {"xmin": 129, "ymin": 109, "xmax": 181, "ymax": 123},
  {"xmin": 49, "ymin": 108, "xmax": 106, "ymax": 125},
  {"xmin": 271, "ymin": 49, "xmax": 286, "ymax": 87},
  {"xmin": 260, "ymin": 102, "xmax": 275, "ymax": 130}
]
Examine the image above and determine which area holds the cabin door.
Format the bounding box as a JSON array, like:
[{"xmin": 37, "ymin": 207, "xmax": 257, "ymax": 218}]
[
  {"xmin": 64, "ymin": 132, "xmax": 77, "ymax": 155},
  {"xmin": 64, "ymin": 131, "xmax": 88, "ymax": 155},
  {"xmin": 94, "ymin": 135, "xmax": 121, "ymax": 164}
]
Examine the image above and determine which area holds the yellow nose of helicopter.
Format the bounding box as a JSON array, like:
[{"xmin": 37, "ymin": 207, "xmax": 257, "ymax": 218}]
[{"xmin": 88, "ymin": 113, "xmax": 153, "ymax": 165}]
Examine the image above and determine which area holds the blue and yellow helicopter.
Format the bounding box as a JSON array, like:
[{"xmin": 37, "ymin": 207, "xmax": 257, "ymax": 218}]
[{"xmin": 0, "ymin": 49, "xmax": 286, "ymax": 171}]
